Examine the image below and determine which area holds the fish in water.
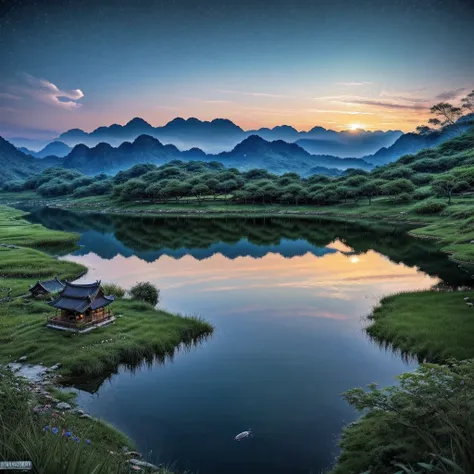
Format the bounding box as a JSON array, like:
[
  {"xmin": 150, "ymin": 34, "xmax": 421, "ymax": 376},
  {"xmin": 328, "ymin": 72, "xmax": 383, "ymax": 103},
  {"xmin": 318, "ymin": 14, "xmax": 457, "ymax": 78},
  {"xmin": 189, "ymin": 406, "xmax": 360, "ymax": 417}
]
[{"xmin": 234, "ymin": 429, "xmax": 252, "ymax": 441}]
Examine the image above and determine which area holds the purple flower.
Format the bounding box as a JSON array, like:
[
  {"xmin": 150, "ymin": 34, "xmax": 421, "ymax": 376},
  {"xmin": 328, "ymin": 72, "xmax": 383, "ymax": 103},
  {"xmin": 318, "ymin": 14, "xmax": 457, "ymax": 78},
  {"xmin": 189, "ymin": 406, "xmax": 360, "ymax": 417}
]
[
  {"xmin": 52, "ymin": 427, "xmax": 59, "ymax": 435},
  {"xmin": 85, "ymin": 439, "xmax": 91, "ymax": 445},
  {"xmin": 64, "ymin": 431, "xmax": 72, "ymax": 438},
  {"xmin": 461, "ymin": 380, "xmax": 465, "ymax": 385},
  {"xmin": 42, "ymin": 425, "xmax": 50, "ymax": 432},
  {"xmin": 73, "ymin": 437, "xmax": 80, "ymax": 443}
]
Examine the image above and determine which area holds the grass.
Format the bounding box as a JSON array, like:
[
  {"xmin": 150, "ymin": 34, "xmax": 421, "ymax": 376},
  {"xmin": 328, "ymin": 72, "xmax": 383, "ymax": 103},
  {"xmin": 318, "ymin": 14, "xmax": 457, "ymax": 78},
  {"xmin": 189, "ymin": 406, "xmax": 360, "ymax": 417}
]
[
  {"xmin": 0, "ymin": 367, "xmax": 176, "ymax": 473},
  {"xmin": 0, "ymin": 204, "xmax": 213, "ymax": 473},
  {"xmin": 366, "ymin": 290, "xmax": 474, "ymax": 362},
  {"xmin": 0, "ymin": 205, "xmax": 213, "ymax": 376},
  {"xmin": 50, "ymin": 387, "xmax": 78, "ymax": 405}
]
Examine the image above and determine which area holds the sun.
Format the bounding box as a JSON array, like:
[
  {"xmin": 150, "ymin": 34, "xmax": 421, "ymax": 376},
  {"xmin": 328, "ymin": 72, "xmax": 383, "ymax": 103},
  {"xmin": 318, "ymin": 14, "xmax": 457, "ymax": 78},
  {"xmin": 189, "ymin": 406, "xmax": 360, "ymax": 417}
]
[
  {"xmin": 349, "ymin": 123, "xmax": 363, "ymax": 131},
  {"xmin": 349, "ymin": 256, "xmax": 360, "ymax": 264}
]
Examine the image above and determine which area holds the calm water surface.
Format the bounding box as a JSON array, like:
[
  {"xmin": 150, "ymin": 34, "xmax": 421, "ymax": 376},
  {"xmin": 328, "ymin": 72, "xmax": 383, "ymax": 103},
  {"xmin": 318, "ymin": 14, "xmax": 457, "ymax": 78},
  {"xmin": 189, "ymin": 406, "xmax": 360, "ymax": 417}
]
[{"xmin": 26, "ymin": 209, "xmax": 474, "ymax": 474}]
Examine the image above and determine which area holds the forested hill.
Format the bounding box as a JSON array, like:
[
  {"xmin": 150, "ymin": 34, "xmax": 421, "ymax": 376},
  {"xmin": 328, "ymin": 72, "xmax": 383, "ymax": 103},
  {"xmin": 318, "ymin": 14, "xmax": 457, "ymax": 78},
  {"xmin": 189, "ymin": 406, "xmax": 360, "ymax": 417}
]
[
  {"xmin": 3, "ymin": 132, "xmax": 473, "ymax": 211},
  {"xmin": 29, "ymin": 134, "xmax": 373, "ymax": 176}
]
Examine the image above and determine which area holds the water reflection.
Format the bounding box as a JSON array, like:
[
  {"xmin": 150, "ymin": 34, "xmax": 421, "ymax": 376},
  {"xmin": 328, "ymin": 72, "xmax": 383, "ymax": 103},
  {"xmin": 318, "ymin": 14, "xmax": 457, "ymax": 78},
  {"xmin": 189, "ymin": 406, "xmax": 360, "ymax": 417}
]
[{"xmin": 21, "ymin": 207, "xmax": 474, "ymax": 474}]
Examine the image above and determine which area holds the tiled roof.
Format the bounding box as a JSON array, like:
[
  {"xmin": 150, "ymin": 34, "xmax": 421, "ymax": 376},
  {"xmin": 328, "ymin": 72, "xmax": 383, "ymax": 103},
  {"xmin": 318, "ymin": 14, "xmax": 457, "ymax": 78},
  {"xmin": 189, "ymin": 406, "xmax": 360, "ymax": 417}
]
[{"xmin": 47, "ymin": 280, "xmax": 114, "ymax": 313}]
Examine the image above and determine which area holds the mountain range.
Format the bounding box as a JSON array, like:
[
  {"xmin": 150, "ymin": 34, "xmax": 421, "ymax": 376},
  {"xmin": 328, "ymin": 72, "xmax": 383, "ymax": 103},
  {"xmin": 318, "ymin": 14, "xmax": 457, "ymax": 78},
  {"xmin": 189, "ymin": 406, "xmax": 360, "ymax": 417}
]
[
  {"xmin": 58, "ymin": 134, "xmax": 373, "ymax": 176},
  {"xmin": 25, "ymin": 117, "xmax": 403, "ymax": 157},
  {"xmin": 18, "ymin": 141, "xmax": 72, "ymax": 158},
  {"xmin": 0, "ymin": 137, "xmax": 61, "ymax": 184}
]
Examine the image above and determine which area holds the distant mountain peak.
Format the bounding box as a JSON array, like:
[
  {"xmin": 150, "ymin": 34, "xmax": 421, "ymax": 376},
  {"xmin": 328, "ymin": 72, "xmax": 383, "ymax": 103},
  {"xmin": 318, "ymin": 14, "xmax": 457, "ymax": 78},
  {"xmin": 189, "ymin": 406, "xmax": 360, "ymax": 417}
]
[{"xmin": 126, "ymin": 117, "xmax": 152, "ymax": 128}]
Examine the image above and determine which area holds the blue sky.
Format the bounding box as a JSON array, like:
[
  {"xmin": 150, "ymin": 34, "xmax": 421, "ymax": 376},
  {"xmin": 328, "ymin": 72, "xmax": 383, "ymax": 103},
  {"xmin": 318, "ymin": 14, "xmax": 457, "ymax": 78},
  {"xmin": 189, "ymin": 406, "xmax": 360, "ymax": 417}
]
[{"xmin": 1, "ymin": 0, "xmax": 473, "ymax": 139}]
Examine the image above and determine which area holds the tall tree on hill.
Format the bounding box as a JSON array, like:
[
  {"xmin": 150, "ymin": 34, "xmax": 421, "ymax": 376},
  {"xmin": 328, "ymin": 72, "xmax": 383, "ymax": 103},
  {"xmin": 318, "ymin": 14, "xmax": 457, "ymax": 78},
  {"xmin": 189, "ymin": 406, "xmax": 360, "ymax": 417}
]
[
  {"xmin": 428, "ymin": 103, "xmax": 463, "ymax": 132},
  {"xmin": 461, "ymin": 90, "xmax": 474, "ymax": 113}
]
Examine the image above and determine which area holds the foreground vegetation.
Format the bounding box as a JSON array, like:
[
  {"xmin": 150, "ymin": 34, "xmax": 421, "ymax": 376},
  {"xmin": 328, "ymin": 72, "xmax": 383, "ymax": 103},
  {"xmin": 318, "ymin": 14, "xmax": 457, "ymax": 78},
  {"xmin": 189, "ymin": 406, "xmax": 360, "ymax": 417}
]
[
  {"xmin": 0, "ymin": 367, "xmax": 174, "ymax": 473},
  {"xmin": 330, "ymin": 360, "xmax": 474, "ymax": 474}
]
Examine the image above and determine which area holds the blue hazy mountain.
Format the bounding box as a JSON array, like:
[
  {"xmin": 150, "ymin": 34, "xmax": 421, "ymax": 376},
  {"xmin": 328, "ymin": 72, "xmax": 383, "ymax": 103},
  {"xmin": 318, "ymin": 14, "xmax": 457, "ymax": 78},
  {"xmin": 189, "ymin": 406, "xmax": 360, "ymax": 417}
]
[
  {"xmin": 363, "ymin": 113, "xmax": 474, "ymax": 165},
  {"xmin": 17, "ymin": 141, "xmax": 72, "ymax": 158},
  {"xmin": 55, "ymin": 116, "xmax": 402, "ymax": 156},
  {"xmin": 58, "ymin": 134, "xmax": 373, "ymax": 176}
]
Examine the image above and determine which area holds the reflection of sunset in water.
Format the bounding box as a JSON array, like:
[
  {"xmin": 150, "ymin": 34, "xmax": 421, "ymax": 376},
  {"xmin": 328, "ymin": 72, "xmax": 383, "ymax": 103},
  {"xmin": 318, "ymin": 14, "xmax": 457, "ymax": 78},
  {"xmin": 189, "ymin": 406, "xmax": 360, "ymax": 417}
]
[{"xmin": 64, "ymin": 240, "xmax": 438, "ymax": 325}]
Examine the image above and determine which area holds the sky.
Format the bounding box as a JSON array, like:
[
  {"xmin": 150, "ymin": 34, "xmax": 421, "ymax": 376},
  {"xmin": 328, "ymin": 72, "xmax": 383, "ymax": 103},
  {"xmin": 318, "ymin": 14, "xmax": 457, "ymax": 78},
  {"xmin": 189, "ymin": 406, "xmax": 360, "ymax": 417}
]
[{"xmin": 1, "ymin": 0, "xmax": 474, "ymax": 140}]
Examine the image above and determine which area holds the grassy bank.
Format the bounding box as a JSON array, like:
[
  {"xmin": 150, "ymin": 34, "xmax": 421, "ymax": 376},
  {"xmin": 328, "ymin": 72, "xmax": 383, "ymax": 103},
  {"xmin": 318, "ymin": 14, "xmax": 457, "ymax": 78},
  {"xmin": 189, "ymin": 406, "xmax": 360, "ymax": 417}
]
[
  {"xmin": 0, "ymin": 204, "xmax": 213, "ymax": 472},
  {"xmin": 0, "ymin": 205, "xmax": 213, "ymax": 376},
  {"xmin": 3, "ymin": 192, "xmax": 472, "ymax": 263},
  {"xmin": 366, "ymin": 290, "xmax": 474, "ymax": 362}
]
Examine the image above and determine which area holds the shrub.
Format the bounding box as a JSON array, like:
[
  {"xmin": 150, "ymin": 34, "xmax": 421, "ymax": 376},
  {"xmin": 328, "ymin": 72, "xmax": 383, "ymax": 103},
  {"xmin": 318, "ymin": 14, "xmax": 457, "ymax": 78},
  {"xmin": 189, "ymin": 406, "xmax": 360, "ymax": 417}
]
[
  {"xmin": 129, "ymin": 281, "xmax": 160, "ymax": 306},
  {"xmin": 414, "ymin": 201, "xmax": 448, "ymax": 215},
  {"xmin": 394, "ymin": 192, "xmax": 413, "ymax": 203},
  {"xmin": 332, "ymin": 360, "xmax": 474, "ymax": 474},
  {"xmin": 413, "ymin": 188, "xmax": 434, "ymax": 200},
  {"xmin": 101, "ymin": 283, "xmax": 125, "ymax": 299}
]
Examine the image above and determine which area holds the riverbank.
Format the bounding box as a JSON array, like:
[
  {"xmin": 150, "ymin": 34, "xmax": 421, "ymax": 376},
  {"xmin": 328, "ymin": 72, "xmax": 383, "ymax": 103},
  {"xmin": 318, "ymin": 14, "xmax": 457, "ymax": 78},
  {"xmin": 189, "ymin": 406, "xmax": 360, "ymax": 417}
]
[
  {"xmin": 2, "ymin": 192, "xmax": 472, "ymax": 263},
  {"xmin": 0, "ymin": 205, "xmax": 213, "ymax": 472}
]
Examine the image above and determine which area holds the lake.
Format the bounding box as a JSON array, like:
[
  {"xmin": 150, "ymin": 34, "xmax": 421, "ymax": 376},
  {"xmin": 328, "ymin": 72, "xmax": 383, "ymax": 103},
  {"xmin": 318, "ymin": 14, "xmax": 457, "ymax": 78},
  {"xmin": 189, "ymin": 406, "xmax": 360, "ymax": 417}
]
[{"xmin": 25, "ymin": 208, "xmax": 474, "ymax": 474}]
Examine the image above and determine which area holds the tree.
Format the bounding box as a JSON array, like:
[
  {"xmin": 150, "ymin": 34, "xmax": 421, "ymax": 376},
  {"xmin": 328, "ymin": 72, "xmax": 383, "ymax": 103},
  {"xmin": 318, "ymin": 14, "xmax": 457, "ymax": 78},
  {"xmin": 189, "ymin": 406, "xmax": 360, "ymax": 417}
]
[
  {"xmin": 431, "ymin": 173, "xmax": 463, "ymax": 204},
  {"xmin": 130, "ymin": 282, "xmax": 160, "ymax": 306},
  {"xmin": 360, "ymin": 179, "xmax": 385, "ymax": 205},
  {"xmin": 428, "ymin": 102, "xmax": 463, "ymax": 132},
  {"xmin": 381, "ymin": 178, "xmax": 415, "ymax": 201},
  {"xmin": 461, "ymin": 89, "xmax": 474, "ymax": 113},
  {"xmin": 415, "ymin": 125, "xmax": 432, "ymax": 135},
  {"xmin": 191, "ymin": 184, "xmax": 209, "ymax": 204},
  {"xmin": 162, "ymin": 179, "xmax": 191, "ymax": 203}
]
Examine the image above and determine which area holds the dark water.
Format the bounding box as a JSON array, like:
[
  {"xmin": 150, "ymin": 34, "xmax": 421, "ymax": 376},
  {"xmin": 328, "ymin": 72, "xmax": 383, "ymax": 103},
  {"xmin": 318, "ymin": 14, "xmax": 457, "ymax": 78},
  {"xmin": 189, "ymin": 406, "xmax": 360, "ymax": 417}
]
[{"xmin": 26, "ymin": 208, "xmax": 474, "ymax": 474}]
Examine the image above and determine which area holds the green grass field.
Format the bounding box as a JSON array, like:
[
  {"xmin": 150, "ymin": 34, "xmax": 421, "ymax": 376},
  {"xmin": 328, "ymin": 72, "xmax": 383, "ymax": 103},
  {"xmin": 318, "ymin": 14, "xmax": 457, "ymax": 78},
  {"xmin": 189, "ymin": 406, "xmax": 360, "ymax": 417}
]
[
  {"xmin": 367, "ymin": 290, "xmax": 474, "ymax": 361},
  {"xmin": 0, "ymin": 205, "xmax": 212, "ymax": 376}
]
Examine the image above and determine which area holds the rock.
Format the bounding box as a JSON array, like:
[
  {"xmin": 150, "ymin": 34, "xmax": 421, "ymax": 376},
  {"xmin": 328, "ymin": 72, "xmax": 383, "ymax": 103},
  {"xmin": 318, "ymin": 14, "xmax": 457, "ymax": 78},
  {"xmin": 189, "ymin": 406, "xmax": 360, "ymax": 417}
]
[
  {"xmin": 79, "ymin": 413, "xmax": 92, "ymax": 419},
  {"xmin": 56, "ymin": 402, "xmax": 72, "ymax": 410},
  {"xmin": 464, "ymin": 297, "xmax": 471, "ymax": 301},
  {"xmin": 470, "ymin": 240, "xmax": 474, "ymax": 244},
  {"xmin": 129, "ymin": 459, "xmax": 160, "ymax": 470},
  {"xmin": 467, "ymin": 302, "xmax": 474, "ymax": 307},
  {"xmin": 127, "ymin": 451, "xmax": 142, "ymax": 458},
  {"xmin": 47, "ymin": 363, "xmax": 61, "ymax": 371},
  {"xmin": 18, "ymin": 356, "xmax": 27, "ymax": 362}
]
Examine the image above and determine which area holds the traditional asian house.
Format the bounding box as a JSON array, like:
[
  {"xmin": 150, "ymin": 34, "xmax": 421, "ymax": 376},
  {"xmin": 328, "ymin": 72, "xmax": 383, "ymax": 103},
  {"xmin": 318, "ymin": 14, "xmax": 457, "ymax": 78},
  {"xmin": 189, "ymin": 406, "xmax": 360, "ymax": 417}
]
[
  {"xmin": 29, "ymin": 277, "xmax": 65, "ymax": 297},
  {"xmin": 47, "ymin": 280, "xmax": 115, "ymax": 332}
]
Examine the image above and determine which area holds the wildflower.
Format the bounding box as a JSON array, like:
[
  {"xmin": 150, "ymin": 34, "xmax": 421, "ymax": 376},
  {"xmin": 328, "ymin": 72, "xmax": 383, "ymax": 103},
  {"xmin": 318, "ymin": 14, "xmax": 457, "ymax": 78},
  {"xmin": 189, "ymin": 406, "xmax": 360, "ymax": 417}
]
[
  {"xmin": 85, "ymin": 439, "xmax": 91, "ymax": 444},
  {"xmin": 461, "ymin": 380, "xmax": 465, "ymax": 385},
  {"xmin": 73, "ymin": 437, "xmax": 80, "ymax": 443},
  {"xmin": 52, "ymin": 427, "xmax": 59, "ymax": 435},
  {"xmin": 64, "ymin": 431, "xmax": 72, "ymax": 438}
]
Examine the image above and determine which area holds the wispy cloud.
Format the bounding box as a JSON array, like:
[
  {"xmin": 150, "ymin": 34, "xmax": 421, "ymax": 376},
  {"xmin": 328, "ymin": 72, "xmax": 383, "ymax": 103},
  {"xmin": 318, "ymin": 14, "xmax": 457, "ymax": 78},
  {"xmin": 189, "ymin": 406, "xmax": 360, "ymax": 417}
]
[
  {"xmin": 435, "ymin": 87, "xmax": 466, "ymax": 101},
  {"xmin": 308, "ymin": 108, "xmax": 375, "ymax": 115},
  {"xmin": 335, "ymin": 81, "xmax": 373, "ymax": 86},
  {"xmin": 343, "ymin": 99, "xmax": 429, "ymax": 110},
  {"xmin": 0, "ymin": 92, "xmax": 21, "ymax": 100},
  {"xmin": 5, "ymin": 73, "xmax": 84, "ymax": 110},
  {"xmin": 218, "ymin": 89, "xmax": 291, "ymax": 98},
  {"xmin": 23, "ymin": 74, "xmax": 84, "ymax": 109}
]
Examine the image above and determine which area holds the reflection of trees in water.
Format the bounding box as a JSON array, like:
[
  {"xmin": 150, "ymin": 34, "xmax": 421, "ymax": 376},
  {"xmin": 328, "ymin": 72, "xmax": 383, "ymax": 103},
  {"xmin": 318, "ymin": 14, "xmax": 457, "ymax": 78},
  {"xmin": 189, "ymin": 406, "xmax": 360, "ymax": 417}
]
[
  {"xmin": 62, "ymin": 334, "xmax": 210, "ymax": 394},
  {"xmin": 25, "ymin": 207, "xmax": 474, "ymax": 288}
]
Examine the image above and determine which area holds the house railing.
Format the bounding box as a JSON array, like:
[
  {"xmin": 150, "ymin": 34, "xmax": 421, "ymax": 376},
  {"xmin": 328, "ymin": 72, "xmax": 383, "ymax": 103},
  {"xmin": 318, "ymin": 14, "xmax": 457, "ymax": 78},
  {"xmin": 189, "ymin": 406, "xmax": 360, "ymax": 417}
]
[{"xmin": 47, "ymin": 310, "xmax": 114, "ymax": 329}]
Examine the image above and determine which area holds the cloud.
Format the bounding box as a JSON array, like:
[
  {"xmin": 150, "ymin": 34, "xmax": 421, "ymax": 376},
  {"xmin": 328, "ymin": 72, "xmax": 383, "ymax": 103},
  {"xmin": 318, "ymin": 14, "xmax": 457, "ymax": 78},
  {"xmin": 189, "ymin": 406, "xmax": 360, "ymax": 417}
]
[
  {"xmin": 0, "ymin": 92, "xmax": 21, "ymax": 100},
  {"xmin": 308, "ymin": 108, "xmax": 375, "ymax": 115},
  {"xmin": 335, "ymin": 81, "xmax": 373, "ymax": 86},
  {"xmin": 435, "ymin": 87, "xmax": 466, "ymax": 101},
  {"xmin": 344, "ymin": 99, "xmax": 429, "ymax": 110},
  {"xmin": 16, "ymin": 73, "xmax": 84, "ymax": 109},
  {"xmin": 218, "ymin": 89, "xmax": 291, "ymax": 98}
]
